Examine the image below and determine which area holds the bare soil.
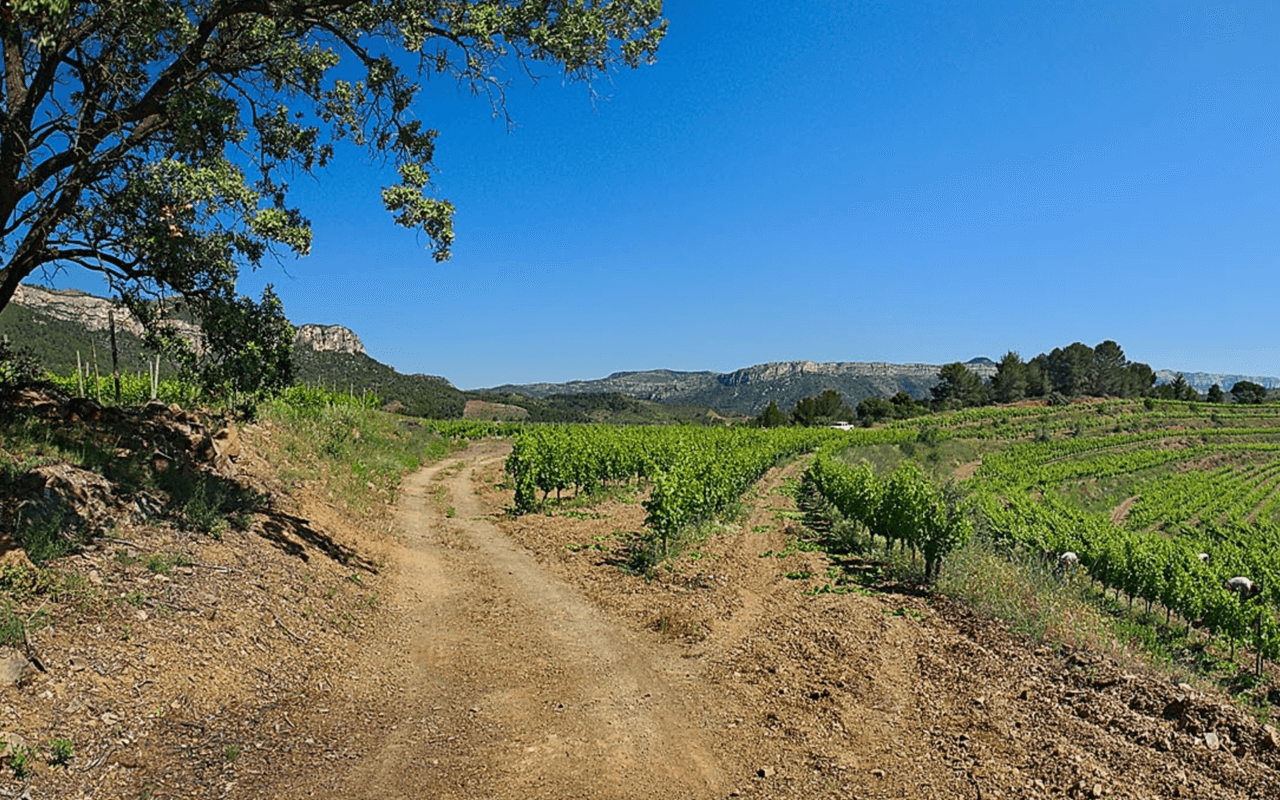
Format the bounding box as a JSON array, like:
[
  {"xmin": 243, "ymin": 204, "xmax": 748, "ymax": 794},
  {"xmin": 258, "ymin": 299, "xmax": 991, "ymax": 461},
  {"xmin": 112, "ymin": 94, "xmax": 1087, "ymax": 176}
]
[
  {"xmin": 1110, "ymin": 496, "xmax": 1141, "ymax": 526},
  {"xmin": 6, "ymin": 431, "xmax": 1280, "ymax": 799}
]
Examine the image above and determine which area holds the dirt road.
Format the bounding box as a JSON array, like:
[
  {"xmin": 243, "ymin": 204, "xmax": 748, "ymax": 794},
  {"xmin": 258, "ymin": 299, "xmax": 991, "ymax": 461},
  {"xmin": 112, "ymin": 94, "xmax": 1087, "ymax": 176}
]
[
  {"xmin": 285, "ymin": 442, "xmax": 1280, "ymax": 800},
  {"xmin": 294, "ymin": 442, "xmax": 727, "ymax": 799}
]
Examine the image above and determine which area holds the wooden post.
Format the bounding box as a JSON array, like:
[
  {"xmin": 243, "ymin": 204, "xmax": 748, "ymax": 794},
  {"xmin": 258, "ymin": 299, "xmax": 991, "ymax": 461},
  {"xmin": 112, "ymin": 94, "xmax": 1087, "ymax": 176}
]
[
  {"xmin": 109, "ymin": 309, "xmax": 121, "ymax": 405},
  {"xmin": 1256, "ymin": 611, "xmax": 1264, "ymax": 678},
  {"xmin": 91, "ymin": 343, "xmax": 101, "ymax": 403}
]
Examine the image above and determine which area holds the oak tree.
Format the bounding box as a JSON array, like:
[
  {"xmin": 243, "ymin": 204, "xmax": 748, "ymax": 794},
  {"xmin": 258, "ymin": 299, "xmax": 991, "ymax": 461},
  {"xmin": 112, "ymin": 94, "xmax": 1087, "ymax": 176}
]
[{"xmin": 0, "ymin": 1, "xmax": 666, "ymax": 392}]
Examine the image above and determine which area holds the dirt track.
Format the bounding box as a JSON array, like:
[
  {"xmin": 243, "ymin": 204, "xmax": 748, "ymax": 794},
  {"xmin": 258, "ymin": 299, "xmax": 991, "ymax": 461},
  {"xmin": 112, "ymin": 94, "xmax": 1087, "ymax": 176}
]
[
  {"xmin": 293, "ymin": 441, "xmax": 724, "ymax": 798},
  {"xmin": 284, "ymin": 442, "xmax": 1280, "ymax": 800}
]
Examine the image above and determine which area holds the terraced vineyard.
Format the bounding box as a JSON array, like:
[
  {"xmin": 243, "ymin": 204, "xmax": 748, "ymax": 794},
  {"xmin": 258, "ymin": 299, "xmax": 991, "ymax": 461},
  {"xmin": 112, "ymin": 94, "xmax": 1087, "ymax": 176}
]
[
  {"xmin": 903, "ymin": 399, "xmax": 1280, "ymax": 664},
  {"xmin": 506, "ymin": 398, "xmax": 1280, "ymax": 671}
]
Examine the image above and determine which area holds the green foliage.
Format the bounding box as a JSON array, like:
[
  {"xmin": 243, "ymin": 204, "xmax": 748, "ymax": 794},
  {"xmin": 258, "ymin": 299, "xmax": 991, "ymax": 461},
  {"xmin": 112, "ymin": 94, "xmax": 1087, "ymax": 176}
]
[
  {"xmin": 815, "ymin": 389, "xmax": 844, "ymax": 419},
  {"xmin": 929, "ymin": 341, "xmax": 1157, "ymax": 417},
  {"xmin": 788, "ymin": 389, "xmax": 846, "ymax": 427},
  {"xmin": 1232, "ymin": 380, "xmax": 1268, "ymax": 405},
  {"xmin": 539, "ymin": 392, "xmax": 722, "ymax": 425},
  {"xmin": 7, "ymin": 743, "xmax": 33, "ymax": 779},
  {"xmin": 932, "ymin": 362, "xmax": 989, "ymax": 409},
  {"xmin": 0, "ymin": 1, "xmax": 667, "ymax": 397},
  {"xmin": 791, "ymin": 396, "xmax": 817, "ymax": 426},
  {"xmin": 856, "ymin": 396, "xmax": 895, "ymax": 424},
  {"xmin": 12, "ymin": 504, "xmax": 84, "ymax": 565},
  {"xmin": 293, "ymin": 349, "xmax": 465, "ymax": 419},
  {"xmin": 505, "ymin": 425, "xmax": 906, "ymax": 562},
  {"xmin": 258, "ymin": 397, "xmax": 456, "ymax": 515},
  {"xmin": 756, "ymin": 401, "xmax": 787, "ymax": 428},
  {"xmin": 151, "ymin": 468, "xmax": 257, "ymax": 539},
  {"xmin": 0, "ymin": 600, "xmax": 47, "ymax": 649},
  {"xmin": 0, "ymin": 337, "xmax": 42, "ymax": 386},
  {"xmin": 804, "ymin": 450, "xmax": 971, "ymax": 581},
  {"xmin": 147, "ymin": 286, "xmax": 295, "ymax": 398},
  {"xmin": 47, "ymin": 737, "xmax": 73, "ymax": 767},
  {"xmin": 963, "ymin": 402, "xmax": 1280, "ymax": 665},
  {"xmin": 46, "ymin": 369, "xmax": 199, "ymax": 407},
  {"xmin": 275, "ymin": 383, "xmax": 383, "ymax": 415},
  {"xmin": 145, "ymin": 554, "xmax": 190, "ymax": 575},
  {"xmin": 990, "ymin": 351, "xmax": 1027, "ymax": 403}
]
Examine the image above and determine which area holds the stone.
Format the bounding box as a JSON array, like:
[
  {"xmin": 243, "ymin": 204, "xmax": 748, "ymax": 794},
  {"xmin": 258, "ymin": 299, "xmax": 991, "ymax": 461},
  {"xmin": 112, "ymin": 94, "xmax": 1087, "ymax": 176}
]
[
  {"xmin": 211, "ymin": 425, "xmax": 241, "ymax": 463},
  {"xmin": 25, "ymin": 463, "xmax": 118, "ymax": 536},
  {"xmin": 0, "ymin": 732, "xmax": 30, "ymax": 761},
  {"xmin": 1259, "ymin": 724, "xmax": 1280, "ymax": 751},
  {"xmin": 1203, "ymin": 731, "xmax": 1220, "ymax": 751},
  {"xmin": 1162, "ymin": 695, "xmax": 1189, "ymax": 721},
  {"xmin": 757, "ymin": 766, "xmax": 775, "ymax": 778},
  {"xmin": 0, "ymin": 650, "xmax": 32, "ymax": 686},
  {"xmin": 0, "ymin": 537, "xmax": 34, "ymax": 571}
]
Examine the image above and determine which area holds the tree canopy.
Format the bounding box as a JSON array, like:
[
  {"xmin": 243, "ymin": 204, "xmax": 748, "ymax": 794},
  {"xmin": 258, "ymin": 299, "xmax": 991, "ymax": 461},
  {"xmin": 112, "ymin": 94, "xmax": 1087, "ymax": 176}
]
[
  {"xmin": 931, "ymin": 361, "xmax": 989, "ymax": 409},
  {"xmin": 1231, "ymin": 380, "xmax": 1268, "ymax": 405},
  {"xmin": 0, "ymin": 1, "xmax": 666, "ymax": 392}
]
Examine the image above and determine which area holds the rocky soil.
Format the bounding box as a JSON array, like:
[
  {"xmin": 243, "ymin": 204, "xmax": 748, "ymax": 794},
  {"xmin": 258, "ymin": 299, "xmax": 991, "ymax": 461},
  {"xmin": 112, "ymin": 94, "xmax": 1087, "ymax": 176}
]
[{"xmin": 1, "ymin": 405, "xmax": 1279, "ymax": 799}]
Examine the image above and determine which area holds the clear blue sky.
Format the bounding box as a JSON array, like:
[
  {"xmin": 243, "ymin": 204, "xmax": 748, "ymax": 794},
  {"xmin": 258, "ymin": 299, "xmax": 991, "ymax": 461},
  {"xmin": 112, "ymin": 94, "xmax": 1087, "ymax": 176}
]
[{"xmin": 53, "ymin": 2, "xmax": 1280, "ymax": 389}]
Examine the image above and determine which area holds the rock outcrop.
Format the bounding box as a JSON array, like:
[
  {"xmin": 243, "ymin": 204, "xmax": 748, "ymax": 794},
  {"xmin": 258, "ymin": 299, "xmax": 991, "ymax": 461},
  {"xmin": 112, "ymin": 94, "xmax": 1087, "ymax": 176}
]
[
  {"xmin": 293, "ymin": 324, "xmax": 365, "ymax": 356},
  {"xmin": 11, "ymin": 284, "xmax": 203, "ymax": 346},
  {"xmin": 12, "ymin": 284, "xmax": 365, "ymax": 360}
]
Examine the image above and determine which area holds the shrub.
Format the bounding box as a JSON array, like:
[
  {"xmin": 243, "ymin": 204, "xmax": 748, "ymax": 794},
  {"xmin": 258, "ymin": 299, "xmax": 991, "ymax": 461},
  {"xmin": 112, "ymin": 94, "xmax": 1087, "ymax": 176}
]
[{"xmin": 0, "ymin": 338, "xmax": 41, "ymax": 386}]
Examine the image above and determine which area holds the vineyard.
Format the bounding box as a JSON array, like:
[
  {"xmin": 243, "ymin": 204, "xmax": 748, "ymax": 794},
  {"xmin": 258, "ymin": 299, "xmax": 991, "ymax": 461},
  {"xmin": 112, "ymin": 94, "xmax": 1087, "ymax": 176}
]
[
  {"xmin": 505, "ymin": 398, "xmax": 1280, "ymax": 675},
  {"xmin": 952, "ymin": 399, "xmax": 1280, "ymax": 667},
  {"xmin": 33, "ymin": 362, "xmax": 1280, "ymax": 674}
]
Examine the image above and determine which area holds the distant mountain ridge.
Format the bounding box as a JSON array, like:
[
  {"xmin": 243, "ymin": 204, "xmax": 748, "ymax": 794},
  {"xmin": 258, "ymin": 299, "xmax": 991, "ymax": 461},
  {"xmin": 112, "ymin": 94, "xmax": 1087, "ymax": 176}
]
[
  {"xmin": 7, "ymin": 283, "xmax": 1277, "ymax": 417},
  {"xmin": 485, "ymin": 359, "xmax": 1002, "ymax": 416},
  {"xmin": 1153, "ymin": 370, "xmax": 1280, "ymax": 393}
]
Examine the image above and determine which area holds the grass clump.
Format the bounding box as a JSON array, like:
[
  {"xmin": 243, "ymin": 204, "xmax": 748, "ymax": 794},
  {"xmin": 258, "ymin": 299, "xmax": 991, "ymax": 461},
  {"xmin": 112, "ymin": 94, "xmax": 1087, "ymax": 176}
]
[
  {"xmin": 934, "ymin": 535, "xmax": 1103, "ymax": 646},
  {"xmin": 931, "ymin": 535, "xmax": 1225, "ymax": 692},
  {"xmin": 257, "ymin": 398, "xmax": 457, "ymax": 514}
]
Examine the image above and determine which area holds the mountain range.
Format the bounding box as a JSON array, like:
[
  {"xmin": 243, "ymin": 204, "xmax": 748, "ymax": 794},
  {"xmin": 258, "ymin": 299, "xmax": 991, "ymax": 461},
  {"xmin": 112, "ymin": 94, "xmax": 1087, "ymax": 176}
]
[
  {"xmin": 3, "ymin": 283, "xmax": 1277, "ymax": 418},
  {"xmin": 482, "ymin": 359, "xmax": 998, "ymax": 417}
]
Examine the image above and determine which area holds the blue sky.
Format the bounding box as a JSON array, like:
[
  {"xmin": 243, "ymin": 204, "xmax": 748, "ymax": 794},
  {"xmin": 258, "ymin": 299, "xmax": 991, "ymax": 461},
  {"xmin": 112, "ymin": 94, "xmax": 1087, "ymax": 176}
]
[{"xmin": 50, "ymin": 2, "xmax": 1280, "ymax": 389}]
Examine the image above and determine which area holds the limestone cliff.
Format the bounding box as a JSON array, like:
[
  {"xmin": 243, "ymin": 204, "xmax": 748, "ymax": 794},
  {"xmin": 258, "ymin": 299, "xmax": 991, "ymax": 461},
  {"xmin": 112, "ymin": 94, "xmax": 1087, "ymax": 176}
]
[
  {"xmin": 11, "ymin": 284, "xmax": 205, "ymax": 356},
  {"xmin": 11, "ymin": 284, "xmax": 202, "ymax": 341},
  {"xmin": 293, "ymin": 324, "xmax": 365, "ymax": 356}
]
